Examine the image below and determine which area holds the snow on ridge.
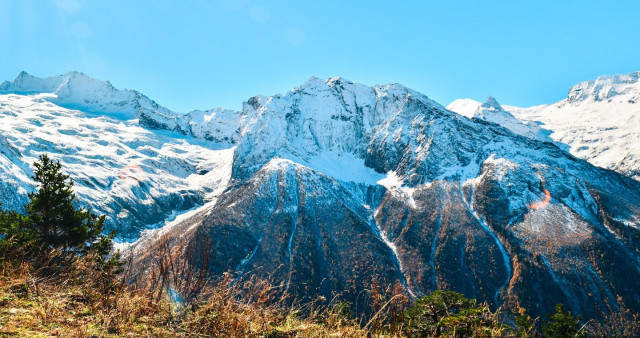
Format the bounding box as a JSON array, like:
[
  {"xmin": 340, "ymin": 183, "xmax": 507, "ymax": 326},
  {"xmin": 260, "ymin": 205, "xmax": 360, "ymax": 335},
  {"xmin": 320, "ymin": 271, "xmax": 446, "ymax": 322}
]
[
  {"xmin": 0, "ymin": 93, "xmax": 236, "ymax": 239},
  {"xmin": 141, "ymin": 107, "xmax": 243, "ymax": 144},
  {"xmin": 506, "ymin": 70, "xmax": 640, "ymax": 181},
  {"xmin": 447, "ymin": 96, "xmax": 552, "ymax": 143},
  {"xmin": 232, "ymin": 75, "xmax": 456, "ymax": 182},
  {"xmin": 567, "ymin": 71, "xmax": 640, "ymax": 103},
  {"xmin": 475, "ymin": 96, "xmax": 553, "ymax": 142},
  {"xmin": 0, "ymin": 71, "xmax": 64, "ymax": 93},
  {"xmin": 0, "ymin": 71, "xmax": 245, "ymax": 141},
  {"xmin": 0, "ymin": 71, "xmax": 174, "ymax": 120},
  {"xmin": 447, "ymin": 98, "xmax": 481, "ymax": 118}
]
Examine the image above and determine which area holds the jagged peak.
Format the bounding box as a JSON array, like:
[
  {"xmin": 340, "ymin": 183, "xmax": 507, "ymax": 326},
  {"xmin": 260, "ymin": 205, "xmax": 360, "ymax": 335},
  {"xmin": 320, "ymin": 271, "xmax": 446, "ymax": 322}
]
[
  {"xmin": 1, "ymin": 71, "xmax": 113, "ymax": 95},
  {"xmin": 295, "ymin": 76, "xmax": 329, "ymax": 92},
  {"xmin": 372, "ymin": 83, "xmax": 437, "ymax": 110},
  {"xmin": 62, "ymin": 71, "xmax": 114, "ymax": 87},
  {"xmin": 294, "ymin": 76, "xmax": 356, "ymax": 95},
  {"xmin": 567, "ymin": 71, "xmax": 640, "ymax": 103},
  {"xmin": 12, "ymin": 71, "xmax": 45, "ymax": 83},
  {"xmin": 1, "ymin": 71, "xmax": 64, "ymax": 94},
  {"xmin": 481, "ymin": 96, "xmax": 502, "ymax": 111},
  {"xmin": 475, "ymin": 96, "xmax": 519, "ymax": 122},
  {"xmin": 56, "ymin": 72, "xmax": 118, "ymax": 94},
  {"xmin": 1, "ymin": 71, "xmax": 174, "ymax": 120},
  {"xmin": 15, "ymin": 70, "xmax": 32, "ymax": 79},
  {"xmin": 326, "ymin": 76, "xmax": 349, "ymax": 85},
  {"xmin": 296, "ymin": 76, "xmax": 427, "ymax": 102}
]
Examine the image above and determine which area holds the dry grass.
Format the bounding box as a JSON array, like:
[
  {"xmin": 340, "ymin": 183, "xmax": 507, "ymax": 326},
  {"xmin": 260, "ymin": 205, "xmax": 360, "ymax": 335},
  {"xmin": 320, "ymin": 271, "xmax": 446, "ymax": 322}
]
[
  {"xmin": 0, "ymin": 251, "xmax": 402, "ymax": 337},
  {"xmin": 0, "ymin": 273, "xmax": 378, "ymax": 337},
  {"xmin": 3, "ymin": 256, "xmax": 637, "ymax": 337}
]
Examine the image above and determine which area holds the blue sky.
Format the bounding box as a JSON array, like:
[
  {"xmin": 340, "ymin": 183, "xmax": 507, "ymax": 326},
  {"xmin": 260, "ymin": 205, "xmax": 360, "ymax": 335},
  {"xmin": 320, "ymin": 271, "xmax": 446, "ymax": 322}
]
[{"xmin": 1, "ymin": 0, "xmax": 639, "ymax": 112}]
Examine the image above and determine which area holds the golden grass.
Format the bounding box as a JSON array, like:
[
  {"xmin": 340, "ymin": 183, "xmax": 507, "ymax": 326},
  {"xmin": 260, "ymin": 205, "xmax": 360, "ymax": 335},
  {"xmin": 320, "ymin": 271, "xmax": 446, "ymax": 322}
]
[{"xmin": 0, "ymin": 258, "xmax": 396, "ymax": 337}]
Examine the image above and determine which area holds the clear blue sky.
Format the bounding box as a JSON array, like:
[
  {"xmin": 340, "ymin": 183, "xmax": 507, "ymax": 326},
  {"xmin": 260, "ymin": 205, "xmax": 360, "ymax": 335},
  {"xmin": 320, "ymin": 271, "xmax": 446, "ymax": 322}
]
[{"xmin": 1, "ymin": 0, "xmax": 639, "ymax": 112}]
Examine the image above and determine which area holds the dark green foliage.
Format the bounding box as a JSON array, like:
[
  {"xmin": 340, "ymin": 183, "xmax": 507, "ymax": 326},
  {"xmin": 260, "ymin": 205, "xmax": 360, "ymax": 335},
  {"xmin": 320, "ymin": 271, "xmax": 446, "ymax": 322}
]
[
  {"xmin": 514, "ymin": 311, "xmax": 537, "ymax": 337},
  {"xmin": 403, "ymin": 290, "xmax": 506, "ymax": 337},
  {"xmin": 0, "ymin": 154, "xmax": 121, "ymax": 274},
  {"xmin": 542, "ymin": 303, "xmax": 585, "ymax": 338},
  {"xmin": 0, "ymin": 208, "xmax": 31, "ymax": 257}
]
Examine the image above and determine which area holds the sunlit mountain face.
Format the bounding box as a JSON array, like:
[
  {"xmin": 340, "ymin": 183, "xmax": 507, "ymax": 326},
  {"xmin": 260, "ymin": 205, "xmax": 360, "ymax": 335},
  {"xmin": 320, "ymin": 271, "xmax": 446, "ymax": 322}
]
[{"xmin": 2, "ymin": 71, "xmax": 640, "ymax": 321}]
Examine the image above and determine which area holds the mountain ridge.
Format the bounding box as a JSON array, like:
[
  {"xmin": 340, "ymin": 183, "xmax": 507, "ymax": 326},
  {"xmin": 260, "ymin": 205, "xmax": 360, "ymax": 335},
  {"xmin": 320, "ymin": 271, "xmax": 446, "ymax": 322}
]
[
  {"xmin": 116, "ymin": 73, "xmax": 640, "ymax": 321},
  {"xmin": 1, "ymin": 71, "xmax": 639, "ymax": 322},
  {"xmin": 447, "ymin": 70, "xmax": 640, "ymax": 181}
]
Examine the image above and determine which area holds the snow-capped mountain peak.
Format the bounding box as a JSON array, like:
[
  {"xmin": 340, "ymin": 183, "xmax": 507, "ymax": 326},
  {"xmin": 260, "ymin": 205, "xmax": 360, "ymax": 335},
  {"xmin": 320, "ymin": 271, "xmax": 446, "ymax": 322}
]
[
  {"xmin": 0, "ymin": 71, "xmax": 174, "ymax": 120},
  {"xmin": 124, "ymin": 74, "xmax": 640, "ymax": 323},
  {"xmin": 296, "ymin": 76, "xmax": 330, "ymax": 91},
  {"xmin": 480, "ymin": 95, "xmax": 501, "ymax": 110},
  {"xmin": 507, "ymin": 70, "xmax": 640, "ymax": 180},
  {"xmin": 0, "ymin": 71, "xmax": 65, "ymax": 94},
  {"xmin": 447, "ymin": 96, "xmax": 552, "ymax": 143},
  {"xmin": 3, "ymin": 72, "xmax": 640, "ymax": 322},
  {"xmin": 1, "ymin": 71, "xmax": 111, "ymax": 96},
  {"xmin": 567, "ymin": 71, "xmax": 640, "ymax": 103}
]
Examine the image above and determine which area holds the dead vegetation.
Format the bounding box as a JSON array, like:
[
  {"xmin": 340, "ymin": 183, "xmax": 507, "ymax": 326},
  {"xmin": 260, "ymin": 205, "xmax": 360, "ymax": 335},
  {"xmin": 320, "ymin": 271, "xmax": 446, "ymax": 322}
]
[{"xmin": 0, "ymin": 238, "xmax": 407, "ymax": 337}]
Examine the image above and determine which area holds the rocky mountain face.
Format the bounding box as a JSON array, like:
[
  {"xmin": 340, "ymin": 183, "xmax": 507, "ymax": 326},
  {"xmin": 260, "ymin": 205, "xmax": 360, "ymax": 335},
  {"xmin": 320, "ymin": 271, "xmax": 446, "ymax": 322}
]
[
  {"xmin": 132, "ymin": 76, "xmax": 640, "ymax": 321},
  {"xmin": 1, "ymin": 72, "xmax": 639, "ymax": 321}
]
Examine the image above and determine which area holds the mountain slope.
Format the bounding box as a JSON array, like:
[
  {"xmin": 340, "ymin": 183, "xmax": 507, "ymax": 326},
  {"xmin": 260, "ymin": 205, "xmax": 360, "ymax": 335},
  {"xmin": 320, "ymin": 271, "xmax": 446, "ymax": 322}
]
[
  {"xmin": 0, "ymin": 89, "xmax": 233, "ymax": 240},
  {"xmin": 447, "ymin": 96, "xmax": 553, "ymax": 143},
  {"xmin": 131, "ymin": 76, "xmax": 640, "ymax": 321},
  {"xmin": 505, "ymin": 71, "xmax": 640, "ymax": 181},
  {"xmin": 2, "ymin": 71, "xmax": 639, "ymax": 321},
  {"xmin": 448, "ymin": 71, "xmax": 640, "ymax": 182}
]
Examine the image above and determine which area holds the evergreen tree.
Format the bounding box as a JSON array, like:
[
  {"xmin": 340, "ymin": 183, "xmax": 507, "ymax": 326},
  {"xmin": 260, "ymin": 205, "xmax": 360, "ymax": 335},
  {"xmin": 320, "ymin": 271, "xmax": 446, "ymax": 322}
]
[
  {"xmin": 0, "ymin": 154, "xmax": 119, "ymax": 271},
  {"xmin": 514, "ymin": 311, "xmax": 538, "ymax": 337},
  {"xmin": 404, "ymin": 290, "xmax": 506, "ymax": 336},
  {"xmin": 0, "ymin": 206, "xmax": 31, "ymax": 259},
  {"xmin": 542, "ymin": 303, "xmax": 585, "ymax": 338}
]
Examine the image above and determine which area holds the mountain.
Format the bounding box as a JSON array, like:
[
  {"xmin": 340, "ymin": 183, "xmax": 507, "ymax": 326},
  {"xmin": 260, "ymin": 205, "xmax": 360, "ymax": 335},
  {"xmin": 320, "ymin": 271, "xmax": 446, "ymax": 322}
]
[
  {"xmin": 1, "ymin": 71, "xmax": 639, "ymax": 321},
  {"xmin": 0, "ymin": 71, "xmax": 174, "ymax": 120},
  {"xmin": 128, "ymin": 76, "xmax": 640, "ymax": 321},
  {"xmin": 448, "ymin": 71, "xmax": 640, "ymax": 182},
  {"xmin": 0, "ymin": 72, "xmax": 234, "ymax": 240},
  {"xmin": 447, "ymin": 96, "xmax": 553, "ymax": 143},
  {"xmin": 139, "ymin": 107, "xmax": 242, "ymax": 144},
  {"xmin": 506, "ymin": 72, "xmax": 640, "ymax": 182}
]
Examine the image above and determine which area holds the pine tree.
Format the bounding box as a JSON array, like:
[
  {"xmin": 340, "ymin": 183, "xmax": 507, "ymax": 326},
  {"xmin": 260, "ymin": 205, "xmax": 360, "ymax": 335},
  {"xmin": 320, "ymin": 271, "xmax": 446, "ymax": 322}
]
[
  {"xmin": 404, "ymin": 290, "xmax": 507, "ymax": 336},
  {"xmin": 542, "ymin": 303, "xmax": 585, "ymax": 338},
  {"xmin": 514, "ymin": 311, "xmax": 538, "ymax": 337},
  {"xmin": 3, "ymin": 154, "xmax": 119, "ymax": 269},
  {"xmin": 0, "ymin": 206, "xmax": 31, "ymax": 260}
]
